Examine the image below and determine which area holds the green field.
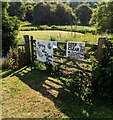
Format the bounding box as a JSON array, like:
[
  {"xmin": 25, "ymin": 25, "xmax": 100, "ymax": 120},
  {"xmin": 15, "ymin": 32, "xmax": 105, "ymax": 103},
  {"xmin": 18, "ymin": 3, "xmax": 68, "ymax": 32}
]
[
  {"xmin": 20, "ymin": 21, "xmax": 96, "ymax": 34},
  {"xmin": 17, "ymin": 22, "xmax": 113, "ymax": 44},
  {"xmin": 18, "ymin": 30, "xmax": 101, "ymax": 44}
]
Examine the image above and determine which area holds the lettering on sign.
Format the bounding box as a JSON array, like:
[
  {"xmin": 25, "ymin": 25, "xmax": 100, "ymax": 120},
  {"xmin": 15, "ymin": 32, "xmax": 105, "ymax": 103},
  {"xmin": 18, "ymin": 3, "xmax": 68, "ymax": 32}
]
[
  {"xmin": 36, "ymin": 40, "xmax": 53, "ymax": 64},
  {"xmin": 66, "ymin": 42, "xmax": 85, "ymax": 59}
]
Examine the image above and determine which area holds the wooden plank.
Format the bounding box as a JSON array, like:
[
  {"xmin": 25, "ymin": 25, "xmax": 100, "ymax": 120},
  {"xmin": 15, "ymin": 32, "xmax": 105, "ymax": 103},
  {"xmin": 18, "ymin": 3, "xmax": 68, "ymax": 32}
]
[
  {"xmin": 30, "ymin": 39, "xmax": 36, "ymax": 43},
  {"xmin": 31, "ymin": 36, "xmax": 35, "ymax": 62},
  {"xmin": 53, "ymin": 55, "xmax": 91, "ymax": 65},
  {"xmin": 57, "ymin": 41, "xmax": 97, "ymax": 47},
  {"xmin": 57, "ymin": 42, "xmax": 66, "ymax": 45},
  {"xmin": 24, "ymin": 35, "xmax": 31, "ymax": 64},
  {"xmin": 58, "ymin": 67, "xmax": 76, "ymax": 72},
  {"xmin": 85, "ymin": 43, "xmax": 98, "ymax": 47},
  {"xmin": 72, "ymin": 59, "xmax": 83, "ymax": 69},
  {"xmin": 17, "ymin": 44, "xmax": 25, "ymax": 46},
  {"xmin": 54, "ymin": 48, "xmax": 66, "ymax": 53},
  {"xmin": 53, "ymin": 60, "xmax": 92, "ymax": 73}
]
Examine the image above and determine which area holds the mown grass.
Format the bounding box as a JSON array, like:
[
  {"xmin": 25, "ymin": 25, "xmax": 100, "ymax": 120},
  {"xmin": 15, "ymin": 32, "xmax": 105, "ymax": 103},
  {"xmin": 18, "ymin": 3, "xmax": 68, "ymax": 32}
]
[{"xmin": 1, "ymin": 66, "xmax": 113, "ymax": 118}]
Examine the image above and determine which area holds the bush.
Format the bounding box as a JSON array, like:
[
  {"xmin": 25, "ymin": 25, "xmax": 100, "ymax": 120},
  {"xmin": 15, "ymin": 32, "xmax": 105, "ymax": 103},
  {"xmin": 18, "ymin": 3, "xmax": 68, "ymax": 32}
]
[
  {"xmin": 92, "ymin": 40, "xmax": 113, "ymax": 103},
  {"xmin": 68, "ymin": 71, "xmax": 92, "ymax": 101},
  {"xmin": 2, "ymin": 47, "xmax": 27, "ymax": 70}
]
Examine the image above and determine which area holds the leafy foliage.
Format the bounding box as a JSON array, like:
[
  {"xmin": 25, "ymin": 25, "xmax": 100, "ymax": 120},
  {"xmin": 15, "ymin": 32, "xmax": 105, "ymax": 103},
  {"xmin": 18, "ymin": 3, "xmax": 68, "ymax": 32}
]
[
  {"xmin": 2, "ymin": 47, "xmax": 26, "ymax": 70},
  {"xmin": 91, "ymin": 1, "xmax": 113, "ymax": 33},
  {"xmin": 33, "ymin": 2, "xmax": 76, "ymax": 25},
  {"xmin": 68, "ymin": 71, "xmax": 92, "ymax": 101},
  {"xmin": 92, "ymin": 39, "xmax": 113, "ymax": 103},
  {"xmin": 25, "ymin": 3, "xmax": 35, "ymax": 22},
  {"xmin": 2, "ymin": 2, "xmax": 20, "ymax": 56},
  {"xmin": 8, "ymin": 2, "xmax": 26, "ymax": 21},
  {"xmin": 76, "ymin": 4, "xmax": 92, "ymax": 25}
]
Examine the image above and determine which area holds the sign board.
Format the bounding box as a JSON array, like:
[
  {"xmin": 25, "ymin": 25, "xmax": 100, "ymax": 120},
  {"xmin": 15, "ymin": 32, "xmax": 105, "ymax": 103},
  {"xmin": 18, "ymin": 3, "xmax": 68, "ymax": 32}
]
[
  {"xmin": 52, "ymin": 41, "xmax": 57, "ymax": 49},
  {"xmin": 66, "ymin": 42, "xmax": 85, "ymax": 59},
  {"xmin": 36, "ymin": 40, "xmax": 53, "ymax": 64}
]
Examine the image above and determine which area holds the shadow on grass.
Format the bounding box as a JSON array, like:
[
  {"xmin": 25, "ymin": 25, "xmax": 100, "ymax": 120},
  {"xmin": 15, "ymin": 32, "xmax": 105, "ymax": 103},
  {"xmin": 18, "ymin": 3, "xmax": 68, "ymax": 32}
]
[
  {"xmin": 10, "ymin": 66, "xmax": 113, "ymax": 118},
  {"xmin": 8, "ymin": 66, "xmax": 93, "ymax": 118}
]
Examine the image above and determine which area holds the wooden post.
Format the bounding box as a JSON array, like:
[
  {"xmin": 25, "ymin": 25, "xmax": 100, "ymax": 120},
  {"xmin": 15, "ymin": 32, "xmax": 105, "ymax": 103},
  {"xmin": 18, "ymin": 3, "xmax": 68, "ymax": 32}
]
[
  {"xmin": 18, "ymin": 48, "xmax": 21, "ymax": 62},
  {"xmin": 31, "ymin": 36, "xmax": 35, "ymax": 63},
  {"xmin": 24, "ymin": 35, "xmax": 31, "ymax": 64},
  {"xmin": 97, "ymin": 36, "xmax": 107, "ymax": 64}
]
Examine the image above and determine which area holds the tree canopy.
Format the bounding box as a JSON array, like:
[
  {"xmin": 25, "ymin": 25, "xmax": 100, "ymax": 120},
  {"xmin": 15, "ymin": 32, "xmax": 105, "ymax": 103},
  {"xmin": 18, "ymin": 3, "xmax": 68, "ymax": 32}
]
[
  {"xmin": 91, "ymin": 1, "xmax": 113, "ymax": 33},
  {"xmin": 76, "ymin": 4, "xmax": 92, "ymax": 25},
  {"xmin": 8, "ymin": 2, "xmax": 26, "ymax": 21},
  {"xmin": 33, "ymin": 2, "xmax": 76, "ymax": 25}
]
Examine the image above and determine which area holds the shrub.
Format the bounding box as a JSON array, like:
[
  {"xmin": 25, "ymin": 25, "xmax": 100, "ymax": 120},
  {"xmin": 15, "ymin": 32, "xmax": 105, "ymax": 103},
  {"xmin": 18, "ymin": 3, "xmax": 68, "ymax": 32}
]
[
  {"xmin": 68, "ymin": 71, "xmax": 92, "ymax": 101},
  {"xmin": 92, "ymin": 39, "xmax": 113, "ymax": 103},
  {"xmin": 2, "ymin": 47, "xmax": 26, "ymax": 70}
]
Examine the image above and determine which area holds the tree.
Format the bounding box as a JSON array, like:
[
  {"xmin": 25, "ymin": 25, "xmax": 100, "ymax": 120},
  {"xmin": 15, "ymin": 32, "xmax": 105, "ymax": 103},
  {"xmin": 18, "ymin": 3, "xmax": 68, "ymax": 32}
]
[
  {"xmin": 8, "ymin": 2, "xmax": 26, "ymax": 21},
  {"xmin": 54, "ymin": 2, "xmax": 76, "ymax": 25},
  {"xmin": 2, "ymin": 2, "xmax": 20, "ymax": 56},
  {"xmin": 25, "ymin": 2, "xmax": 34, "ymax": 22},
  {"xmin": 33, "ymin": 2, "xmax": 76, "ymax": 25},
  {"xmin": 33, "ymin": 2, "xmax": 52, "ymax": 25},
  {"xmin": 76, "ymin": 4, "xmax": 92, "ymax": 25},
  {"xmin": 91, "ymin": 2, "xmax": 113, "ymax": 33}
]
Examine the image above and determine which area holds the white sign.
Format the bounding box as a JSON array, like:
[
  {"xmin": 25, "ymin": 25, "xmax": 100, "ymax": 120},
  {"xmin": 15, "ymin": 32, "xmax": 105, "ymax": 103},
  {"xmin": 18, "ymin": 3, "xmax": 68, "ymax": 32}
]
[
  {"xmin": 52, "ymin": 41, "xmax": 57, "ymax": 49},
  {"xmin": 66, "ymin": 42, "xmax": 85, "ymax": 59},
  {"xmin": 36, "ymin": 40, "xmax": 53, "ymax": 64}
]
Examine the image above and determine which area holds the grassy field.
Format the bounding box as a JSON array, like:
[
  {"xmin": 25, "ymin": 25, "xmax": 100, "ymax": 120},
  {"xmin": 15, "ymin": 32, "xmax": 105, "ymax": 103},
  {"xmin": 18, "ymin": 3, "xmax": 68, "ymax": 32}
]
[
  {"xmin": 17, "ymin": 21, "xmax": 113, "ymax": 44},
  {"xmin": 20, "ymin": 21, "xmax": 97, "ymax": 34},
  {"xmin": 18, "ymin": 30, "xmax": 101, "ymax": 44},
  {"xmin": 18, "ymin": 21, "xmax": 99, "ymax": 44},
  {"xmin": 1, "ymin": 66, "xmax": 113, "ymax": 118}
]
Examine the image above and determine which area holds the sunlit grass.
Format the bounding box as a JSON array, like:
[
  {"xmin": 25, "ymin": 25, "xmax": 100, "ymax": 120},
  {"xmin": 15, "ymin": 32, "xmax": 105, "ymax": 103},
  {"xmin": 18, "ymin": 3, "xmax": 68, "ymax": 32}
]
[{"xmin": 17, "ymin": 30, "xmax": 101, "ymax": 44}]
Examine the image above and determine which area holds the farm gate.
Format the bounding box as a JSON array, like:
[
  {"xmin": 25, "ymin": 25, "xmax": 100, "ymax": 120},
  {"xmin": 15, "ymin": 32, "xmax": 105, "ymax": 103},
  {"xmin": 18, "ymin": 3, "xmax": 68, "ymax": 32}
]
[{"xmin": 17, "ymin": 35, "xmax": 112, "ymax": 73}]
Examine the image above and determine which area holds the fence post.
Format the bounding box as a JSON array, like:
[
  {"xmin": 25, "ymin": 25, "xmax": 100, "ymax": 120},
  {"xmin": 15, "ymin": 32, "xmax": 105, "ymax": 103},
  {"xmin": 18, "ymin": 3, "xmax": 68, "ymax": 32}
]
[
  {"xmin": 24, "ymin": 35, "xmax": 31, "ymax": 65},
  {"xmin": 97, "ymin": 36, "xmax": 107, "ymax": 64},
  {"xmin": 31, "ymin": 36, "xmax": 35, "ymax": 63}
]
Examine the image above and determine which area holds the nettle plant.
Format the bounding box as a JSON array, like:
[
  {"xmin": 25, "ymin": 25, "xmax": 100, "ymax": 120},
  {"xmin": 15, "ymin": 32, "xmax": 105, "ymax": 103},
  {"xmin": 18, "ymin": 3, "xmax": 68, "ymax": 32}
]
[{"xmin": 92, "ymin": 39, "xmax": 113, "ymax": 103}]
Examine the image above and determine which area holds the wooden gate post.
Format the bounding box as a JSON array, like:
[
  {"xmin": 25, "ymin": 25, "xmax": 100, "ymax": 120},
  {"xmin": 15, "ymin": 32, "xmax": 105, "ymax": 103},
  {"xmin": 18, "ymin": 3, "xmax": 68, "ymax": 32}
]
[
  {"xmin": 97, "ymin": 36, "xmax": 107, "ymax": 64},
  {"xmin": 24, "ymin": 35, "xmax": 31, "ymax": 64},
  {"xmin": 31, "ymin": 36, "xmax": 35, "ymax": 63}
]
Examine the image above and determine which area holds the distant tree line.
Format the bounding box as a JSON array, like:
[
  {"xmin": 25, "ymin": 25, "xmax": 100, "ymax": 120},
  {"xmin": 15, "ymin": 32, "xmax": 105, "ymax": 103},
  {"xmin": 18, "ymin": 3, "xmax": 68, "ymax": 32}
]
[
  {"xmin": 7, "ymin": 2, "xmax": 93, "ymax": 26},
  {"xmin": 7, "ymin": 1, "xmax": 113, "ymax": 33}
]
